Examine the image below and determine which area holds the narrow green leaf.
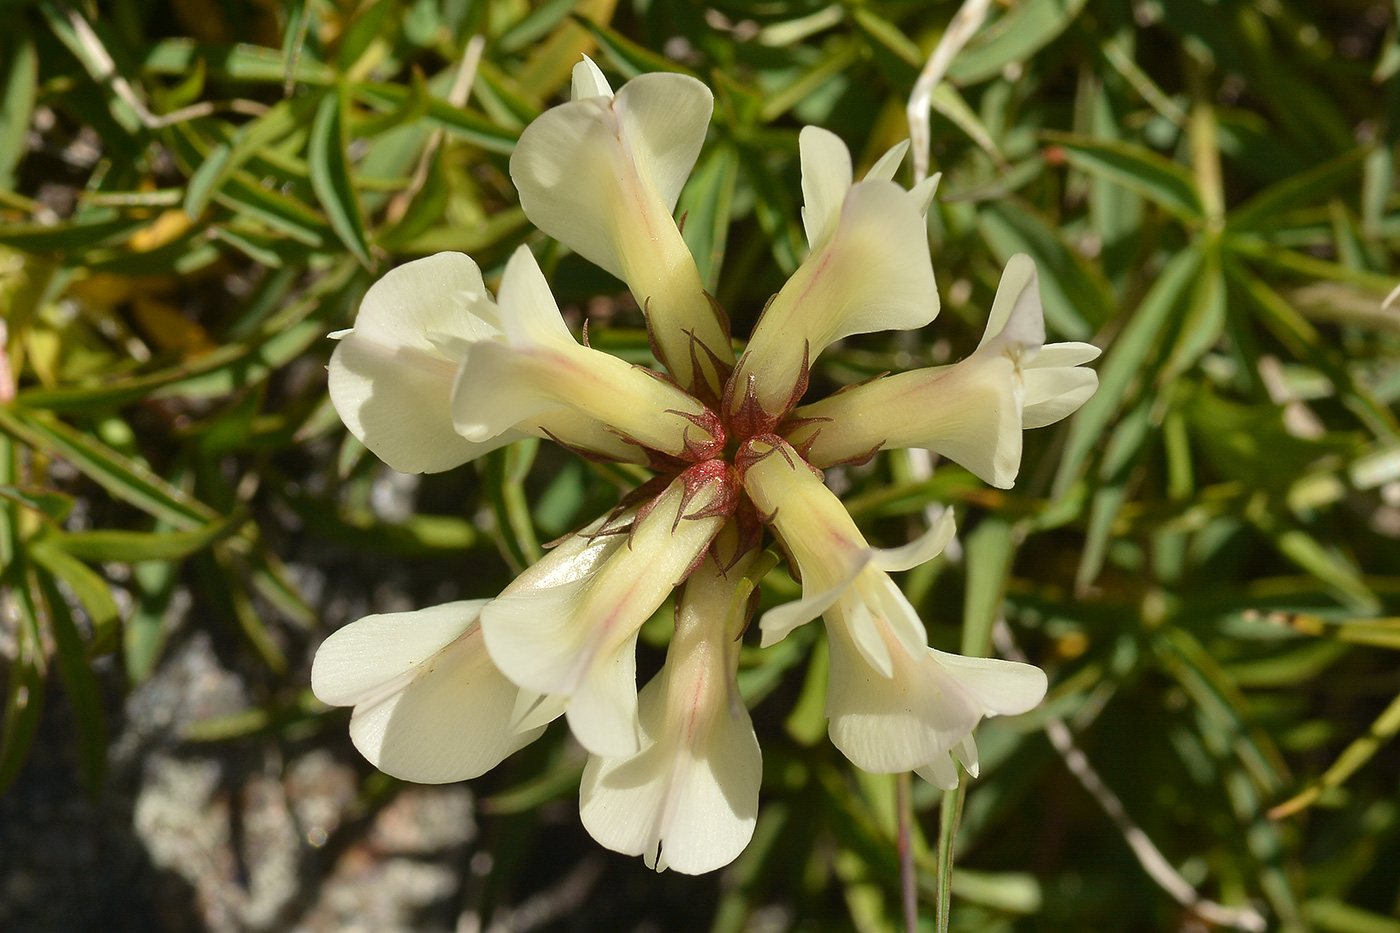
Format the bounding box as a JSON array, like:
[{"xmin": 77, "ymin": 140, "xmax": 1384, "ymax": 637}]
[
  {"xmin": 978, "ymin": 200, "xmax": 1109, "ymax": 338},
  {"xmin": 571, "ymin": 15, "xmax": 697, "ymax": 79},
  {"xmin": 1054, "ymin": 247, "xmax": 1202, "ymax": 494},
  {"xmin": 309, "ymin": 87, "xmax": 373, "ymax": 267},
  {"xmin": 962, "ymin": 518, "xmax": 1016, "ymax": 657},
  {"xmin": 0, "ymin": 29, "xmax": 38, "ymax": 189},
  {"xmin": 0, "ymin": 565, "xmax": 46, "ymax": 795},
  {"xmin": 677, "ymin": 143, "xmax": 739, "ymax": 294},
  {"xmin": 0, "ymin": 406, "xmax": 217, "ymax": 528},
  {"xmin": 1043, "ymin": 131, "xmax": 1203, "ymax": 222},
  {"xmin": 142, "ymin": 38, "xmax": 335, "ymax": 85},
  {"xmin": 1228, "ymin": 146, "xmax": 1371, "ymax": 233},
  {"xmin": 354, "ymin": 84, "xmax": 520, "ymax": 154},
  {"xmin": 1159, "ymin": 247, "xmax": 1226, "ymax": 387},
  {"xmin": 1271, "ymin": 690, "xmax": 1400, "ymax": 820},
  {"xmin": 45, "ymin": 513, "xmax": 243, "ymax": 562},
  {"xmin": 28, "ymin": 537, "xmax": 122, "ymax": 653},
  {"xmin": 34, "ymin": 568, "xmax": 107, "ymax": 796},
  {"xmin": 948, "ymin": 0, "xmax": 1090, "ymax": 85},
  {"xmin": 0, "ymin": 484, "xmax": 74, "ymax": 523}
]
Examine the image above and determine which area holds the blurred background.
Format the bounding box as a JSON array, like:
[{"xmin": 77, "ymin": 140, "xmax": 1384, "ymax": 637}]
[{"xmin": 2, "ymin": 0, "xmax": 1400, "ymax": 930}]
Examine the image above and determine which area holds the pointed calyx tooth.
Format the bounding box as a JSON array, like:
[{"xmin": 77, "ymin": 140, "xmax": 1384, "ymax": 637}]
[
  {"xmin": 723, "ymin": 340, "xmax": 810, "ymax": 440},
  {"xmin": 673, "ymin": 406, "xmax": 726, "ymax": 462},
  {"xmin": 734, "ymin": 433, "xmax": 822, "ymax": 485}
]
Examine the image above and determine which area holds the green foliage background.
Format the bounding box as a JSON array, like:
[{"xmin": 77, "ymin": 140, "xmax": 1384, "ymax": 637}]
[{"xmin": 2, "ymin": 0, "xmax": 1400, "ymax": 929}]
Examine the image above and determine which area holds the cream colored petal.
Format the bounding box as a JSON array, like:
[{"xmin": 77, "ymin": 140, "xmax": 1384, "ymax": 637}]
[
  {"xmin": 1034, "ymin": 341, "xmax": 1102, "ymax": 368},
  {"xmin": 792, "ymin": 354, "xmax": 1024, "ymax": 488},
  {"xmin": 579, "ymin": 562, "xmax": 761, "ymax": 875},
  {"xmin": 311, "ymin": 599, "xmax": 487, "ymax": 707},
  {"xmin": 494, "ymin": 244, "xmax": 576, "ymax": 349},
  {"xmin": 836, "ymin": 592, "xmax": 893, "ymax": 679},
  {"xmin": 615, "ymin": 73, "xmax": 714, "ymax": 211},
  {"xmin": 915, "ymin": 753, "xmax": 960, "ymax": 790},
  {"xmin": 825, "ymin": 619, "xmax": 985, "ymax": 774},
  {"xmin": 869, "ymin": 508, "xmax": 957, "ymax": 572},
  {"xmin": 953, "ymin": 733, "xmax": 980, "ymax": 777},
  {"xmin": 349, "ymin": 623, "xmax": 545, "ymax": 783},
  {"xmin": 1022, "ymin": 365, "xmax": 1099, "ymax": 429},
  {"xmin": 565, "ymin": 631, "xmax": 642, "ymax": 757},
  {"xmin": 450, "ymin": 248, "xmax": 713, "ymax": 455},
  {"xmin": 978, "ymin": 253, "xmax": 1044, "ymax": 353},
  {"xmin": 865, "ymin": 139, "xmax": 910, "ymax": 183},
  {"xmin": 481, "ymin": 472, "xmax": 730, "ymax": 756},
  {"xmin": 328, "ymin": 333, "xmax": 522, "ymax": 473},
  {"xmin": 571, "ymin": 55, "xmax": 613, "ymax": 100},
  {"xmin": 733, "ymin": 179, "xmax": 938, "ymax": 417},
  {"xmin": 928, "ymin": 650, "xmax": 1048, "ymax": 716},
  {"xmin": 758, "ymin": 554, "xmax": 866, "ymax": 648},
  {"xmin": 799, "ymin": 126, "xmax": 854, "ymax": 251},
  {"xmin": 855, "ymin": 571, "xmax": 928, "ymax": 671},
  {"xmin": 311, "ymin": 601, "xmax": 544, "ymax": 783},
  {"xmin": 327, "ymin": 252, "xmax": 508, "ymax": 474},
  {"xmin": 910, "ymin": 172, "xmax": 941, "ymax": 215},
  {"xmin": 350, "ymin": 251, "xmax": 502, "ymax": 348}
]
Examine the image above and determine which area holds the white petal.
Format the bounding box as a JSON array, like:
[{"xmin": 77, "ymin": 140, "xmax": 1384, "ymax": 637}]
[
  {"xmin": 792, "ymin": 354, "xmax": 1023, "ymax": 487},
  {"xmin": 929, "ymin": 650, "xmax": 1048, "ymax": 716},
  {"xmin": 327, "ymin": 252, "xmax": 507, "ymax": 474},
  {"xmin": 510, "ymin": 74, "xmax": 710, "ymax": 280},
  {"xmin": 615, "ymin": 73, "xmax": 714, "ymax": 211},
  {"xmin": 1034, "ymin": 341, "xmax": 1102, "ymax": 368},
  {"xmin": 349, "ymin": 251, "xmax": 502, "ymax": 348},
  {"xmin": 1022, "ymin": 366, "xmax": 1099, "ymax": 429},
  {"xmin": 825, "ymin": 620, "xmax": 987, "ymax": 774},
  {"xmin": 495, "ymin": 244, "xmax": 576, "ymax": 349},
  {"xmin": 349, "ymin": 625, "xmax": 545, "ymax": 783},
  {"xmin": 870, "ymin": 508, "xmax": 957, "ymax": 572},
  {"xmin": 865, "ymin": 139, "xmax": 910, "ymax": 183},
  {"xmin": 311, "ymin": 601, "xmax": 543, "ymax": 783},
  {"xmin": 565, "ymin": 631, "xmax": 642, "ymax": 757},
  {"xmin": 579, "ymin": 612, "xmax": 760, "ymax": 875},
  {"xmin": 311, "ymin": 599, "xmax": 487, "ymax": 707},
  {"xmin": 758, "ymin": 553, "xmax": 866, "ymax": 648},
  {"xmin": 838, "ymin": 593, "xmax": 893, "ymax": 679},
  {"xmin": 734, "ymin": 180, "xmax": 938, "ymax": 417},
  {"xmin": 953, "ymin": 733, "xmax": 980, "ymax": 778},
  {"xmin": 799, "ymin": 126, "xmax": 854, "ymax": 251},
  {"xmin": 978, "ymin": 253, "xmax": 1044, "ymax": 353},
  {"xmin": 915, "ymin": 753, "xmax": 960, "ymax": 790},
  {"xmin": 856, "ymin": 572, "xmax": 928, "ymax": 671},
  {"xmin": 571, "ymin": 55, "xmax": 613, "ymax": 100},
  {"xmin": 910, "ymin": 172, "xmax": 941, "ymax": 215},
  {"xmin": 328, "ymin": 333, "xmax": 520, "ymax": 473}
]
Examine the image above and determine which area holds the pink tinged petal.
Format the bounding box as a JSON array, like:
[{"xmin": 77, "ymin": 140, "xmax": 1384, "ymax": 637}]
[
  {"xmin": 731, "ymin": 179, "xmax": 939, "ymax": 418},
  {"xmin": 509, "ymin": 71, "xmax": 729, "ymax": 394},
  {"xmin": 799, "ymin": 126, "xmax": 853, "ymax": 251},
  {"xmin": 311, "ymin": 601, "xmax": 544, "ymax": 783},
  {"xmin": 579, "ymin": 550, "xmax": 761, "ymax": 874},
  {"xmin": 790, "ymin": 355, "xmax": 1023, "ymax": 487},
  {"xmin": 450, "ymin": 247, "xmax": 716, "ymax": 457},
  {"xmin": 571, "ymin": 55, "xmax": 613, "ymax": 100},
  {"xmin": 327, "ymin": 252, "xmax": 512, "ymax": 473},
  {"xmin": 480, "ymin": 467, "xmax": 733, "ymax": 756}
]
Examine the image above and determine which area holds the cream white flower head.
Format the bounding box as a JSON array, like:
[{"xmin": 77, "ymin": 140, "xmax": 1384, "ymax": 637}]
[{"xmin": 316, "ymin": 60, "xmax": 1099, "ymax": 874}]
